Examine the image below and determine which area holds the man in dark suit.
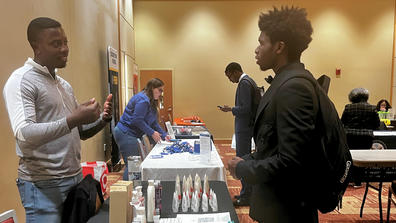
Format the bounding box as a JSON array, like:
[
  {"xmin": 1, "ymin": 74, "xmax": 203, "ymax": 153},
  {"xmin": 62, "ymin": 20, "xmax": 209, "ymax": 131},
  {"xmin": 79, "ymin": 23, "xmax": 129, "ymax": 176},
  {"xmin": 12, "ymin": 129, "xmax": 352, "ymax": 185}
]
[
  {"xmin": 228, "ymin": 6, "xmax": 320, "ymax": 222},
  {"xmin": 219, "ymin": 62, "xmax": 259, "ymax": 206}
]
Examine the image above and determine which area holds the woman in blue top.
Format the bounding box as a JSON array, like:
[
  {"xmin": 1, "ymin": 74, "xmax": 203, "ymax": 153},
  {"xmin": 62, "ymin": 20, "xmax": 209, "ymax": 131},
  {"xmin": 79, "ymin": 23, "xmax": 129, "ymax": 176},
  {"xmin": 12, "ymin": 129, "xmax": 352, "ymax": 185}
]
[{"xmin": 114, "ymin": 78, "xmax": 170, "ymax": 180}]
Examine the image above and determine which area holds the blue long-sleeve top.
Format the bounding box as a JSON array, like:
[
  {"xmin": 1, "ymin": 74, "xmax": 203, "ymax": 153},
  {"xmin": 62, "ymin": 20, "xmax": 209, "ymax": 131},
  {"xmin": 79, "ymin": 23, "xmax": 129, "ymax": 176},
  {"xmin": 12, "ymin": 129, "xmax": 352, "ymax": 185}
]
[{"xmin": 116, "ymin": 91, "xmax": 167, "ymax": 139}]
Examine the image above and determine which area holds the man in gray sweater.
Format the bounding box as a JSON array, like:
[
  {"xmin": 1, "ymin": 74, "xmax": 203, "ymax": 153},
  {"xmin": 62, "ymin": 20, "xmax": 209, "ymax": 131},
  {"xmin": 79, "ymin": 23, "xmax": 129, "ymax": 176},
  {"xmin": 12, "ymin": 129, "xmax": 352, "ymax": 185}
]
[{"xmin": 3, "ymin": 17, "xmax": 113, "ymax": 222}]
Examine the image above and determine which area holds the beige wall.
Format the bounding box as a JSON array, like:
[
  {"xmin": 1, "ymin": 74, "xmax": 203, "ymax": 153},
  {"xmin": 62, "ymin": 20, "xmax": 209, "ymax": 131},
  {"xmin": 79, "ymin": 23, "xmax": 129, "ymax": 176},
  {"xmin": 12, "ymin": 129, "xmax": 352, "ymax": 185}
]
[
  {"xmin": 134, "ymin": 0, "xmax": 395, "ymax": 139},
  {"xmin": 120, "ymin": 0, "xmax": 137, "ymax": 109},
  {"xmin": 0, "ymin": 0, "xmax": 119, "ymax": 221},
  {"xmin": 393, "ymin": 3, "xmax": 396, "ymax": 108}
]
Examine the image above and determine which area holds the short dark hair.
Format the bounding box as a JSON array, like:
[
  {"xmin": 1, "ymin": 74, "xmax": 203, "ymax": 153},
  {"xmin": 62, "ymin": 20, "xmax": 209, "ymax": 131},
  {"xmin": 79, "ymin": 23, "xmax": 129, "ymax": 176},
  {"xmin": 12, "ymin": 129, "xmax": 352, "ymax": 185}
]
[
  {"xmin": 27, "ymin": 17, "xmax": 61, "ymax": 45},
  {"xmin": 259, "ymin": 6, "xmax": 313, "ymax": 61},
  {"xmin": 225, "ymin": 62, "xmax": 243, "ymax": 73},
  {"xmin": 348, "ymin": 88, "xmax": 369, "ymax": 103},
  {"xmin": 376, "ymin": 99, "xmax": 392, "ymax": 111}
]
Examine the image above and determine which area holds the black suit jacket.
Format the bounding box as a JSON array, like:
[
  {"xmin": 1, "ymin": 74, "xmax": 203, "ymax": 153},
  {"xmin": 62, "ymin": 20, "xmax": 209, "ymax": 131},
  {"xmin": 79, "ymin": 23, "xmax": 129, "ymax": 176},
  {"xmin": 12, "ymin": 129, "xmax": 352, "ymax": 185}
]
[
  {"xmin": 232, "ymin": 75, "xmax": 257, "ymax": 135},
  {"xmin": 236, "ymin": 63, "xmax": 320, "ymax": 222},
  {"xmin": 62, "ymin": 174, "xmax": 104, "ymax": 223}
]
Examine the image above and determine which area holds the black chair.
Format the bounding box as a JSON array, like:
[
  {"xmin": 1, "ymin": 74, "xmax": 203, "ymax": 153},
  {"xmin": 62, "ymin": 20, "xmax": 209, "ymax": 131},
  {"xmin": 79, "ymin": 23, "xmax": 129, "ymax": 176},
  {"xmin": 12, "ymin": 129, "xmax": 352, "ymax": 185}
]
[
  {"xmin": 346, "ymin": 134, "xmax": 374, "ymax": 150},
  {"xmin": 359, "ymin": 140, "xmax": 391, "ymax": 221}
]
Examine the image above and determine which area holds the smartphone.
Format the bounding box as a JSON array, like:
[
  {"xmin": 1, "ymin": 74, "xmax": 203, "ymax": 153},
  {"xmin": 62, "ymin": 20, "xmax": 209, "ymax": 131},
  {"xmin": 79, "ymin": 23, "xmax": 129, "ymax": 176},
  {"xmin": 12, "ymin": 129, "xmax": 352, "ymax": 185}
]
[{"xmin": 217, "ymin": 105, "xmax": 224, "ymax": 109}]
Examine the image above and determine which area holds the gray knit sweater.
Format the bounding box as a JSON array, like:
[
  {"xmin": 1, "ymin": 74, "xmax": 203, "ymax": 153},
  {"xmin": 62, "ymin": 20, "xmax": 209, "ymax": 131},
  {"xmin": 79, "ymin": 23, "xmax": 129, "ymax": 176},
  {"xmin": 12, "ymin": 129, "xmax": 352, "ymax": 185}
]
[{"xmin": 3, "ymin": 58, "xmax": 107, "ymax": 181}]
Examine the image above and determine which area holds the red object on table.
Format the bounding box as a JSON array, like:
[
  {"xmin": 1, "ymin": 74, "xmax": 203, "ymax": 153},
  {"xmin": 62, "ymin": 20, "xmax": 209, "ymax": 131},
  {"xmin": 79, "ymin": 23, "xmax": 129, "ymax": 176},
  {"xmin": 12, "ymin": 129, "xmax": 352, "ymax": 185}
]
[
  {"xmin": 2, "ymin": 218, "xmax": 14, "ymax": 223},
  {"xmin": 174, "ymin": 116, "xmax": 206, "ymax": 126},
  {"xmin": 81, "ymin": 161, "xmax": 108, "ymax": 194}
]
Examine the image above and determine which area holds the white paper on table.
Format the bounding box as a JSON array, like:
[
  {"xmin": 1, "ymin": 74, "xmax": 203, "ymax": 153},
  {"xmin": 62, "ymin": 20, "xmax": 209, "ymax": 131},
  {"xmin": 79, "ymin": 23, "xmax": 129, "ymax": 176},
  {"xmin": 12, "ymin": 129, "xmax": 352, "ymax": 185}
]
[
  {"xmin": 176, "ymin": 212, "xmax": 231, "ymax": 223},
  {"xmin": 159, "ymin": 218, "xmax": 181, "ymax": 223},
  {"xmin": 200, "ymin": 133, "xmax": 211, "ymax": 163},
  {"xmin": 159, "ymin": 140, "xmax": 173, "ymax": 145}
]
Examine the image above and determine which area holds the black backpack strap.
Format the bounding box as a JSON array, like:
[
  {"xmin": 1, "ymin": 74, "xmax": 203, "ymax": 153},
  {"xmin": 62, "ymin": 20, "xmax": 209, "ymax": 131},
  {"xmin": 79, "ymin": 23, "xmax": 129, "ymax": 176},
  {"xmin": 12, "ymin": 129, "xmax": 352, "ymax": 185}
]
[{"xmin": 241, "ymin": 76, "xmax": 261, "ymax": 126}]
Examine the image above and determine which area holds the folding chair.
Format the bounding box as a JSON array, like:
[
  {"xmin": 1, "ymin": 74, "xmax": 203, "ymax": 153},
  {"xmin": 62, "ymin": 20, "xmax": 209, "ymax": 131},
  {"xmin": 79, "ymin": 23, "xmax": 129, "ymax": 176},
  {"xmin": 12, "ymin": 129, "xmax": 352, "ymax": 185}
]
[
  {"xmin": 168, "ymin": 112, "xmax": 173, "ymax": 125},
  {"xmin": 142, "ymin": 134, "xmax": 153, "ymax": 153},
  {"xmin": 360, "ymin": 141, "xmax": 392, "ymax": 221},
  {"xmin": 137, "ymin": 138, "xmax": 147, "ymax": 161}
]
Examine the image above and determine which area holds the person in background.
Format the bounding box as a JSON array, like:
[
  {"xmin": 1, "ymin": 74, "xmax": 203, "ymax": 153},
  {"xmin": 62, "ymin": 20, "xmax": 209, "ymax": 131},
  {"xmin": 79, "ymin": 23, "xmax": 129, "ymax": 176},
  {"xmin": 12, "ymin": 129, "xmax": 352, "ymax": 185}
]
[
  {"xmin": 341, "ymin": 88, "xmax": 380, "ymax": 187},
  {"xmin": 376, "ymin": 99, "xmax": 393, "ymax": 122},
  {"xmin": 114, "ymin": 78, "xmax": 170, "ymax": 180},
  {"xmin": 341, "ymin": 88, "xmax": 380, "ymax": 149},
  {"xmin": 377, "ymin": 99, "xmax": 392, "ymax": 112},
  {"xmin": 219, "ymin": 62, "xmax": 260, "ymax": 206},
  {"xmin": 3, "ymin": 17, "xmax": 113, "ymax": 222},
  {"xmin": 227, "ymin": 6, "xmax": 321, "ymax": 222}
]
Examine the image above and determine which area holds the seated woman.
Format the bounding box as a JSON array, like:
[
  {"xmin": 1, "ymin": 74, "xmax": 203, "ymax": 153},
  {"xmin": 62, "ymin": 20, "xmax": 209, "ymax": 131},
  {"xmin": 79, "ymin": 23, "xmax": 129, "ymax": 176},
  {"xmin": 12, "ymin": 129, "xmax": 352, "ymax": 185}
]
[
  {"xmin": 376, "ymin": 99, "xmax": 392, "ymax": 121},
  {"xmin": 377, "ymin": 99, "xmax": 392, "ymax": 112},
  {"xmin": 341, "ymin": 88, "xmax": 380, "ymax": 150}
]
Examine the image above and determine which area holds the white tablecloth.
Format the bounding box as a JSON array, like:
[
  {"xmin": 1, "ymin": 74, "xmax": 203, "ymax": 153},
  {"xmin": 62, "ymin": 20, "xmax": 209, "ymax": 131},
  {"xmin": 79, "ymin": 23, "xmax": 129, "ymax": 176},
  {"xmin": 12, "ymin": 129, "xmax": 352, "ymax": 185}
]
[
  {"xmin": 350, "ymin": 149, "xmax": 396, "ymax": 167},
  {"xmin": 373, "ymin": 131, "xmax": 396, "ymax": 136},
  {"xmin": 140, "ymin": 139, "xmax": 226, "ymax": 181}
]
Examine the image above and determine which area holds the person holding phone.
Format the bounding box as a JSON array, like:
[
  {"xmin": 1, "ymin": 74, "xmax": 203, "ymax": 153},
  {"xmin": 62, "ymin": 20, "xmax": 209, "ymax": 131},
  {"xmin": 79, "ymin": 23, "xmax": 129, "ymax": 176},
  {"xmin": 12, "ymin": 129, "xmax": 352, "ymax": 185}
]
[
  {"xmin": 114, "ymin": 78, "xmax": 171, "ymax": 180},
  {"xmin": 219, "ymin": 62, "xmax": 260, "ymax": 206}
]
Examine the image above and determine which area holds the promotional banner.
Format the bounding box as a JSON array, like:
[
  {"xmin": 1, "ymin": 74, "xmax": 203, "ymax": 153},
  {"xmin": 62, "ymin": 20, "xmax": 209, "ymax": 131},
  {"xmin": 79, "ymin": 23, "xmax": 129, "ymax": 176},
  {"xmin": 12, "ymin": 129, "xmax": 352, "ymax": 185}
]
[{"xmin": 107, "ymin": 46, "xmax": 120, "ymax": 167}]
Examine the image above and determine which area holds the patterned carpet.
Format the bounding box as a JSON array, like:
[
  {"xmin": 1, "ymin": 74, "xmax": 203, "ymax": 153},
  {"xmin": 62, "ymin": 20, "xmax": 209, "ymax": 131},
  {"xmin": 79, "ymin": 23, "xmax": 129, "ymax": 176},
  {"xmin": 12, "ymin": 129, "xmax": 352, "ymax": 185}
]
[{"xmin": 106, "ymin": 143, "xmax": 396, "ymax": 222}]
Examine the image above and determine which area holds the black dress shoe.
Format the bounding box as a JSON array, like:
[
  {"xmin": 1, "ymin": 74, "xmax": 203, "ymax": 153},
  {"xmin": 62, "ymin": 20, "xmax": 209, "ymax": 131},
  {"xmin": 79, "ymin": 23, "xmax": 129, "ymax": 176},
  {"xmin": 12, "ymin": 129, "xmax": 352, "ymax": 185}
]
[{"xmin": 233, "ymin": 197, "xmax": 250, "ymax": 206}]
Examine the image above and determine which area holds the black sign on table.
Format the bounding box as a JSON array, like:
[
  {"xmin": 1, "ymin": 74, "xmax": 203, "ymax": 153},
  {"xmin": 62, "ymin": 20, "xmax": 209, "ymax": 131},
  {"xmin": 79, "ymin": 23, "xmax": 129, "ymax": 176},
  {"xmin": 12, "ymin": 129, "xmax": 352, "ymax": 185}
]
[{"xmin": 88, "ymin": 181, "xmax": 239, "ymax": 223}]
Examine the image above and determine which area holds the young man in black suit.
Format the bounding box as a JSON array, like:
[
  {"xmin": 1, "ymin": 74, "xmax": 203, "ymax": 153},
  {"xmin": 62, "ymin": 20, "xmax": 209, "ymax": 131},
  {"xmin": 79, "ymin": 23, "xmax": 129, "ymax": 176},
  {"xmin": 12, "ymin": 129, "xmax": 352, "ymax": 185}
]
[
  {"xmin": 228, "ymin": 6, "xmax": 320, "ymax": 222},
  {"xmin": 219, "ymin": 62, "xmax": 259, "ymax": 206}
]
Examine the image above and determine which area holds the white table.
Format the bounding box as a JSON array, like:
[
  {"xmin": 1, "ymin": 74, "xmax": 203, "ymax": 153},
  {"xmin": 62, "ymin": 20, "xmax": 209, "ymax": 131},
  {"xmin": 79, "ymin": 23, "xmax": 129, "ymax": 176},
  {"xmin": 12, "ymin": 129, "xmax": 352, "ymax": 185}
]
[
  {"xmin": 351, "ymin": 150, "xmax": 396, "ymax": 168},
  {"xmin": 140, "ymin": 139, "xmax": 226, "ymax": 182},
  {"xmin": 350, "ymin": 150, "xmax": 396, "ymax": 222}
]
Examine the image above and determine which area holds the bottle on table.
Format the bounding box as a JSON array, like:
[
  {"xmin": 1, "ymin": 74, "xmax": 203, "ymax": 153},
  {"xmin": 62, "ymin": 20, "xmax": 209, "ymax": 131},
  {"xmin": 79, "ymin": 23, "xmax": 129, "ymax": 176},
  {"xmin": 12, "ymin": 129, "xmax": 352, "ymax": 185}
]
[
  {"xmin": 147, "ymin": 180, "xmax": 155, "ymax": 222},
  {"xmin": 128, "ymin": 156, "xmax": 142, "ymax": 186}
]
